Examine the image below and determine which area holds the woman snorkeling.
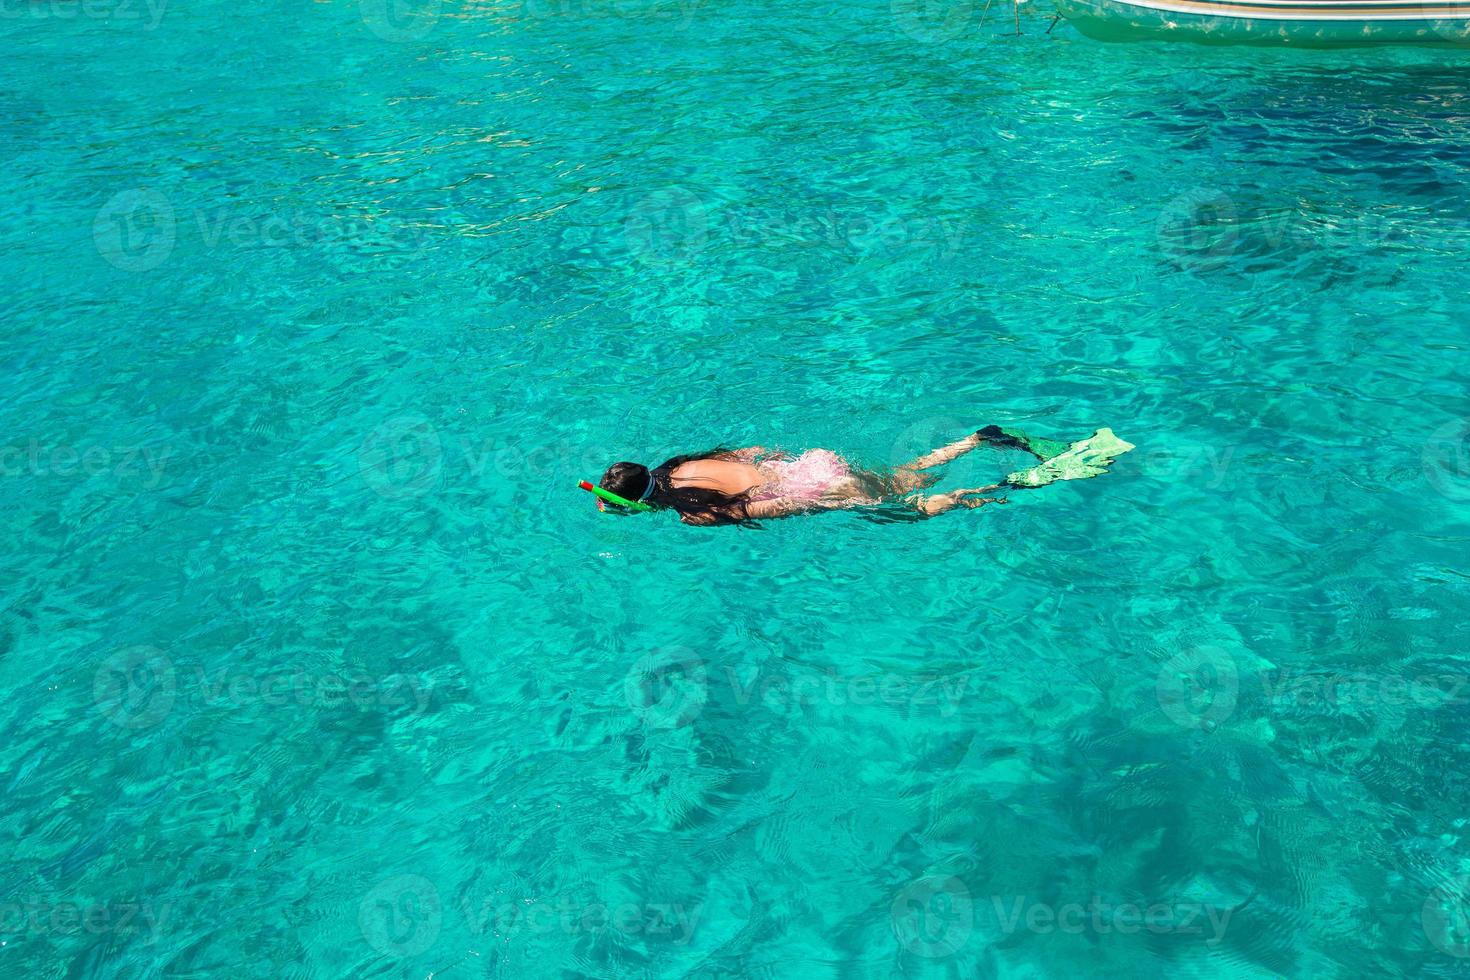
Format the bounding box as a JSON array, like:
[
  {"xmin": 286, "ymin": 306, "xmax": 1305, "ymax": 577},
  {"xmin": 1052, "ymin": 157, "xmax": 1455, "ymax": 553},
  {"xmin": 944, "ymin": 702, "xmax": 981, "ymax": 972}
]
[{"xmin": 587, "ymin": 425, "xmax": 1134, "ymax": 526}]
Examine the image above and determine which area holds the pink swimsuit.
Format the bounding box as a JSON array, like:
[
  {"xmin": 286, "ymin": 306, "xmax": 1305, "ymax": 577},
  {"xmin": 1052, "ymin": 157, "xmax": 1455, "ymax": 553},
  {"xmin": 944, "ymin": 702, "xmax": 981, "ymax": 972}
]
[{"xmin": 749, "ymin": 449, "xmax": 860, "ymax": 503}]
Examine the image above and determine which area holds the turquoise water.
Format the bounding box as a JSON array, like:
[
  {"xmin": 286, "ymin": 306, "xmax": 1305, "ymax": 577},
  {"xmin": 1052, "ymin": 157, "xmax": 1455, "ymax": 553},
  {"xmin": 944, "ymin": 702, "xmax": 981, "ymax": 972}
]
[{"xmin": 5, "ymin": 1, "xmax": 1470, "ymax": 976}]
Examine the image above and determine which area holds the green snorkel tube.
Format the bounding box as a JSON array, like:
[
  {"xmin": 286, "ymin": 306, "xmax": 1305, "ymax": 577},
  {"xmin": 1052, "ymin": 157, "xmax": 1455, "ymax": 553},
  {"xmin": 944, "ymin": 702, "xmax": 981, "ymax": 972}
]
[{"xmin": 578, "ymin": 479, "xmax": 654, "ymax": 513}]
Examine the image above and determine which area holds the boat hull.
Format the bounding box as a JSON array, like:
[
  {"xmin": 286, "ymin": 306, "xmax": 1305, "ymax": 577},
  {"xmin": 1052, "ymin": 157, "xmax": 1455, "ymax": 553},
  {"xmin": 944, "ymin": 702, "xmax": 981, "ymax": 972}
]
[{"xmin": 1054, "ymin": 0, "xmax": 1470, "ymax": 43}]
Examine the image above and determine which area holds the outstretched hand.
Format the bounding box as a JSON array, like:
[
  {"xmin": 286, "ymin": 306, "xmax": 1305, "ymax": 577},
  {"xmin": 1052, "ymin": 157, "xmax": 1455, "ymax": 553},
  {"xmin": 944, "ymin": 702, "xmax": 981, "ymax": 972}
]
[
  {"xmin": 914, "ymin": 485, "xmax": 1009, "ymax": 516},
  {"xmin": 959, "ymin": 496, "xmax": 1007, "ymax": 509}
]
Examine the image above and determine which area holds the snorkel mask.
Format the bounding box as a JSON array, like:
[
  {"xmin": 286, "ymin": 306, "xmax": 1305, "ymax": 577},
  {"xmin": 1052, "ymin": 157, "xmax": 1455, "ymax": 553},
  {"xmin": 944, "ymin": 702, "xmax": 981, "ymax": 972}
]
[{"xmin": 578, "ymin": 478, "xmax": 654, "ymax": 514}]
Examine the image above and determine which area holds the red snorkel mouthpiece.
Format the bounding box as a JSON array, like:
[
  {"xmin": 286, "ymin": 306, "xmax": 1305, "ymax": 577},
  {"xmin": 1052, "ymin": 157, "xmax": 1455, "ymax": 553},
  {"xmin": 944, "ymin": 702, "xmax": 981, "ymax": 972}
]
[{"xmin": 578, "ymin": 480, "xmax": 653, "ymax": 513}]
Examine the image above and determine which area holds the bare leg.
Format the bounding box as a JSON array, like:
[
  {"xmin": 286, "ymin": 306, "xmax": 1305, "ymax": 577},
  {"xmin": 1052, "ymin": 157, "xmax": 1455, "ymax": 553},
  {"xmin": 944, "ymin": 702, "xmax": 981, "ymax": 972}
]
[
  {"xmin": 814, "ymin": 475, "xmax": 889, "ymax": 508},
  {"xmin": 972, "ymin": 424, "xmax": 1052, "ymax": 461},
  {"xmin": 899, "ymin": 431, "xmax": 985, "ymax": 472},
  {"xmin": 886, "ymin": 468, "xmax": 939, "ymax": 494},
  {"xmin": 911, "ymin": 484, "xmax": 1008, "ymax": 517},
  {"xmin": 899, "ymin": 425, "xmax": 1048, "ymax": 473}
]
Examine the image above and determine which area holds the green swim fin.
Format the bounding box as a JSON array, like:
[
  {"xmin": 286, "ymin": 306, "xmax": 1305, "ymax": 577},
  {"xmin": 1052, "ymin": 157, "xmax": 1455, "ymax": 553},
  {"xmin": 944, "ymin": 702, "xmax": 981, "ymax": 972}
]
[
  {"xmin": 1003, "ymin": 427, "xmax": 1136, "ymax": 488},
  {"xmin": 977, "ymin": 425, "xmax": 1071, "ymax": 461}
]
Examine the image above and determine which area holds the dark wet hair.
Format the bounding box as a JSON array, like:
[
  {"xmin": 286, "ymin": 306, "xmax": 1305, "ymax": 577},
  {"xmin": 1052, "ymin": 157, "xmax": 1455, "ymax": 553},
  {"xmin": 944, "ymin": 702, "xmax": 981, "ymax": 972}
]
[{"xmin": 599, "ymin": 450, "xmax": 752, "ymax": 523}]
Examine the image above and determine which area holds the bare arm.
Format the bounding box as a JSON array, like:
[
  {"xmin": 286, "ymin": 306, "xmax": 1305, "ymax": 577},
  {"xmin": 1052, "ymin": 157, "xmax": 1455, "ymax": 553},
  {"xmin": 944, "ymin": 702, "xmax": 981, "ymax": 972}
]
[
  {"xmin": 741, "ymin": 497, "xmax": 811, "ymax": 521},
  {"xmin": 678, "ymin": 495, "xmax": 808, "ymax": 526}
]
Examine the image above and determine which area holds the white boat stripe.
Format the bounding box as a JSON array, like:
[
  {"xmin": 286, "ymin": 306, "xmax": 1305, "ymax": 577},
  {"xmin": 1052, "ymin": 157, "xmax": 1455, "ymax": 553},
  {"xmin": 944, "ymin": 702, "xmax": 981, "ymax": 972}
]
[
  {"xmin": 1194, "ymin": 0, "xmax": 1470, "ymax": 6},
  {"xmin": 1100, "ymin": 0, "xmax": 1470, "ymax": 18}
]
